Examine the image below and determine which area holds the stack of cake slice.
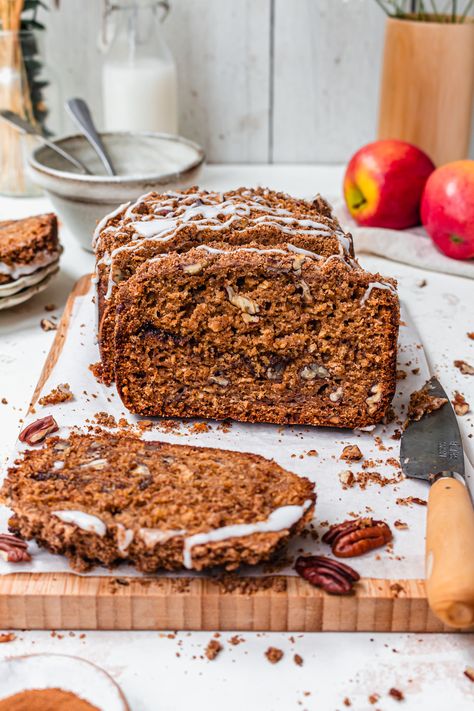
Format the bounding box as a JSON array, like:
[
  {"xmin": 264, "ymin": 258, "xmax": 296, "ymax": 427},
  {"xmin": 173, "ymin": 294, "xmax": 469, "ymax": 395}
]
[
  {"xmin": 94, "ymin": 187, "xmax": 400, "ymax": 428},
  {"xmin": 0, "ymin": 214, "xmax": 61, "ymax": 309}
]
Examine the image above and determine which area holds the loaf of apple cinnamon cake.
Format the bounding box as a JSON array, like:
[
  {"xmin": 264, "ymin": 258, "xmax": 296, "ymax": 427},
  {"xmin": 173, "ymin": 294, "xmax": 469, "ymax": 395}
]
[
  {"xmin": 2, "ymin": 433, "xmax": 315, "ymax": 572},
  {"xmin": 94, "ymin": 187, "xmax": 399, "ymax": 427}
]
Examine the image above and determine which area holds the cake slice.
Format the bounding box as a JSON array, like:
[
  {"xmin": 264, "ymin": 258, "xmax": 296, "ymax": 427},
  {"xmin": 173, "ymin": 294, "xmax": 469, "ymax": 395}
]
[
  {"xmin": 113, "ymin": 244, "xmax": 399, "ymax": 428},
  {"xmin": 0, "ymin": 213, "xmax": 60, "ymax": 285},
  {"xmin": 94, "ymin": 187, "xmax": 353, "ymax": 383},
  {"xmin": 1, "ymin": 432, "xmax": 315, "ymax": 572}
]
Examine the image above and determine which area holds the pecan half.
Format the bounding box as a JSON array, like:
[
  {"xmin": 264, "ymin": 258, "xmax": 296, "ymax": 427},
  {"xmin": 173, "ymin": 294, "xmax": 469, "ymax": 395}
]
[
  {"xmin": 19, "ymin": 415, "xmax": 59, "ymax": 445},
  {"xmin": 295, "ymin": 554, "xmax": 359, "ymax": 595},
  {"xmin": 0, "ymin": 534, "xmax": 31, "ymax": 563},
  {"xmin": 322, "ymin": 518, "xmax": 392, "ymax": 558}
]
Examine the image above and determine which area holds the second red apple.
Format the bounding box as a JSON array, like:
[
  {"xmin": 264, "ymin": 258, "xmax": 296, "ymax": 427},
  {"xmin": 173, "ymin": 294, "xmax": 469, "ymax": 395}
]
[{"xmin": 344, "ymin": 140, "xmax": 435, "ymax": 230}]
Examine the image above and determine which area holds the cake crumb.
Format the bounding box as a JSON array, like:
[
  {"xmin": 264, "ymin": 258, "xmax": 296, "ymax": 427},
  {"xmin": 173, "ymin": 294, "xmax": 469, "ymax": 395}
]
[
  {"xmin": 407, "ymin": 385, "xmax": 447, "ymax": 422},
  {"xmin": 89, "ymin": 361, "xmax": 104, "ymax": 382},
  {"xmin": 293, "ymin": 653, "xmax": 304, "ymax": 666},
  {"xmin": 396, "ymin": 496, "xmax": 427, "ymax": 507},
  {"xmin": 40, "ymin": 318, "xmax": 57, "ymax": 332},
  {"xmin": 368, "ymin": 693, "xmax": 380, "ymax": 704},
  {"xmin": 454, "ymin": 360, "xmax": 474, "ymax": 375},
  {"xmin": 189, "ymin": 422, "xmax": 211, "ymax": 434},
  {"xmin": 340, "ymin": 445, "xmax": 363, "ymax": 461},
  {"xmin": 44, "ymin": 303, "xmax": 56, "ymax": 311},
  {"xmin": 265, "ymin": 647, "xmax": 284, "ymax": 664},
  {"xmin": 228, "ymin": 635, "xmax": 244, "ymax": 646},
  {"xmin": 467, "ymin": 333, "xmax": 474, "ymax": 341},
  {"xmin": 205, "ymin": 639, "xmax": 222, "ymax": 660},
  {"xmin": 340, "ymin": 469, "xmax": 402, "ymax": 490},
  {"xmin": 93, "ymin": 412, "xmax": 117, "ymax": 428},
  {"xmin": 339, "ymin": 470, "xmax": 355, "ymax": 488},
  {"xmin": 39, "ymin": 383, "xmax": 73, "ymax": 406},
  {"xmin": 137, "ymin": 419, "xmax": 154, "ymax": 431},
  {"xmin": 0, "ymin": 632, "xmax": 16, "ymax": 643},
  {"xmin": 343, "ymin": 699, "xmax": 351, "ymax": 707},
  {"xmin": 394, "ymin": 520, "xmax": 408, "ymax": 530},
  {"xmin": 452, "ymin": 391, "xmax": 470, "ymax": 416},
  {"xmin": 306, "ymin": 449, "xmax": 318, "ymax": 457},
  {"xmin": 389, "ymin": 687, "xmax": 405, "ymax": 701}
]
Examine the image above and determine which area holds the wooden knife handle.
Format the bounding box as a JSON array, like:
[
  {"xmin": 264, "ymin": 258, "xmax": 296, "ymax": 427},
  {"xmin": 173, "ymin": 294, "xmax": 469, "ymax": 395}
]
[{"xmin": 426, "ymin": 476, "xmax": 474, "ymax": 629}]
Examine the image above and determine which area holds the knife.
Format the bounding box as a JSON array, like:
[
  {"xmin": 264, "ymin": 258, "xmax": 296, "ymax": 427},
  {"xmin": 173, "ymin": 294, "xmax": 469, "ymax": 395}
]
[{"xmin": 401, "ymin": 376, "xmax": 474, "ymax": 629}]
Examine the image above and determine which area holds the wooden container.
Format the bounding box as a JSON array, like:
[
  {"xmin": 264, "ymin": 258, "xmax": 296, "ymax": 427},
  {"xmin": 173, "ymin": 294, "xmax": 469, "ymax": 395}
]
[{"xmin": 378, "ymin": 17, "xmax": 474, "ymax": 166}]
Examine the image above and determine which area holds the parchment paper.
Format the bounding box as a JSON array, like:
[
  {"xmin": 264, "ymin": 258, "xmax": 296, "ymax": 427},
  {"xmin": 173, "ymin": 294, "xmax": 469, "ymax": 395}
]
[{"xmin": 0, "ymin": 281, "xmax": 459, "ymax": 580}]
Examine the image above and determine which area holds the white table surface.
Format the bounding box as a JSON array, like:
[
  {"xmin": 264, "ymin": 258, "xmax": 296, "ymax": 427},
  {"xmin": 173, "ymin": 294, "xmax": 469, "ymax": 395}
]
[{"xmin": 0, "ymin": 164, "xmax": 473, "ymax": 711}]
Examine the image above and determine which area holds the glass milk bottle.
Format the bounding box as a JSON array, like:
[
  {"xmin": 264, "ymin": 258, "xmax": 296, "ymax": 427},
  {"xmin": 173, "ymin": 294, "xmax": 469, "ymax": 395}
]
[{"xmin": 101, "ymin": 0, "xmax": 178, "ymax": 134}]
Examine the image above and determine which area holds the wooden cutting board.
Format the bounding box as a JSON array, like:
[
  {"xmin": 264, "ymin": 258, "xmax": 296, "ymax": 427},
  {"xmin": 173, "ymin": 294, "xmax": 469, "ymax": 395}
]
[{"xmin": 0, "ymin": 275, "xmax": 454, "ymax": 632}]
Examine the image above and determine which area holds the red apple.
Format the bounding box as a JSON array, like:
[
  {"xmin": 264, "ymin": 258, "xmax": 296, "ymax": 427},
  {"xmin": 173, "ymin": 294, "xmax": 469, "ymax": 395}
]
[
  {"xmin": 343, "ymin": 140, "xmax": 435, "ymax": 229},
  {"xmin": 421, "ymin": 160, "xmax": 474, "ymax": 260}
]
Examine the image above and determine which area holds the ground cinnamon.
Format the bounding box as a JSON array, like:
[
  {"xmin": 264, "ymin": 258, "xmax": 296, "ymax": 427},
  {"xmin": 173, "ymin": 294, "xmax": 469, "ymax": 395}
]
[{"xmin": 0, "ymin": 688, "xmax": 100, "ymax": 710}]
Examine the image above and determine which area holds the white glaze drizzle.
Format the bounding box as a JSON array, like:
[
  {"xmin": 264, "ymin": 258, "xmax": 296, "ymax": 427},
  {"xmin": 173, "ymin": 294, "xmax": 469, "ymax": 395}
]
[
  {"xmin": 0, "ymin": 249, "xmax": 60, "ymax": 280},
  {"xmin": 182, "ymin": 499, "xmax": 313, "ymax": 569},
  {"xmin": 196, "ymin": 244, "xmax": 289, "ymax": 256},
  {"xmin": 92, "ymin": 201, "xmax": 131, "ymax": 249},
  {"xmin": 284, "ymin": 243, "xmax": 322, "ymax": 259},
  {"xmin": 139, "ymin": 528, "xmax": 186, "ymax": 548},
  {"xmin": 360, "ymin": 280, "xmax": 397, "ymax": 306},
  {"xmin": 53, "ymin": 510, "xmax": 107, "ymax": 536},
  {"xmin": 116, "ymin": 524, "xmax": 134, "ymax": 553},
  {"xmin": 48, "ymin": 499, "xmax": 312, "ymax": 568},
  {"xmin": 95, "ymin": 190, "xmax": 353, "ymax": 300}
]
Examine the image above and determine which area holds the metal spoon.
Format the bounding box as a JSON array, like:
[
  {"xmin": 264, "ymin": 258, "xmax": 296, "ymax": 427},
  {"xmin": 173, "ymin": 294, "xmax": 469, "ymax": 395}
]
[
  {"xmin": 66, "ymin": 98, "xmax": 117, "ymax": 177},
  {"xmin": 0, "ymin": 110, "xmax": 92, "ymax": 175}
]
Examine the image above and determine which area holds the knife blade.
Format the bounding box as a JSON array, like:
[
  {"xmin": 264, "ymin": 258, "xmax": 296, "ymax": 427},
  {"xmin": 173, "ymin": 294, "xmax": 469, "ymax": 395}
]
[
  {"xmin": 401, "ymin": 376, "xmax": 474, "ymax": 629},
  {"xmin": 401, "ymin": 376, "xmax": 464, "ymax": 481}
]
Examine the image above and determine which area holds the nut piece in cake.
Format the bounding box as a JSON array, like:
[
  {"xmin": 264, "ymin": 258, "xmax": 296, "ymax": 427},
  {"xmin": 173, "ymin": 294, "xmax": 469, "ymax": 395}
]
[
  {"xmin": 1, "ymin": 432, "xmax": 315, "ymax": 573},
  {"xmin": 265, "ymin": 647, "xmax": 284, "ymax": 664}
]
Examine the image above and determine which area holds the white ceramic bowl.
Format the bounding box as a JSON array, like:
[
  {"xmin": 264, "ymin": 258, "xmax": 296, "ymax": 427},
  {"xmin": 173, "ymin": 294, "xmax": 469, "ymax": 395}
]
[{"xmin": 29, "ymin": 132, "xmax": 205, "ymax": 251}]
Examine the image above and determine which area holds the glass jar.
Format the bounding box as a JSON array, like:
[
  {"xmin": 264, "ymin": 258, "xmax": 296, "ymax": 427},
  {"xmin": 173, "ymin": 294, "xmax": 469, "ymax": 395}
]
[
  {"xmin": 0, "ymin": 29, "xmax": 60, "ymax": 197},
  {"xmin": 101, "ymin": 0, "xmax": 178, "ymax": 134}
]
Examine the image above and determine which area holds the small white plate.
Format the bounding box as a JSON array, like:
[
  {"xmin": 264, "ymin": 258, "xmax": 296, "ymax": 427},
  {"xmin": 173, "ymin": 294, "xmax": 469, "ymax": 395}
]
[
  {"xmin": 0, "ymin": 267, "xmax": 59, "ymax": 311},
  {"xmin": 0, "ymin": 654, "xmax": 130, "ymax": 710},
  {"xmin": 0, "ymin": 259, "xmax": 60, "ymax": 298}
]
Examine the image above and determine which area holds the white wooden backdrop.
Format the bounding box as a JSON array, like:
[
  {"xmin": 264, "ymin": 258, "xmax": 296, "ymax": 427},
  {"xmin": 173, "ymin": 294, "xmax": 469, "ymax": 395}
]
[{"xmin": 40, "ymin": 0, "xmax": 474, "ymax": 163}]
